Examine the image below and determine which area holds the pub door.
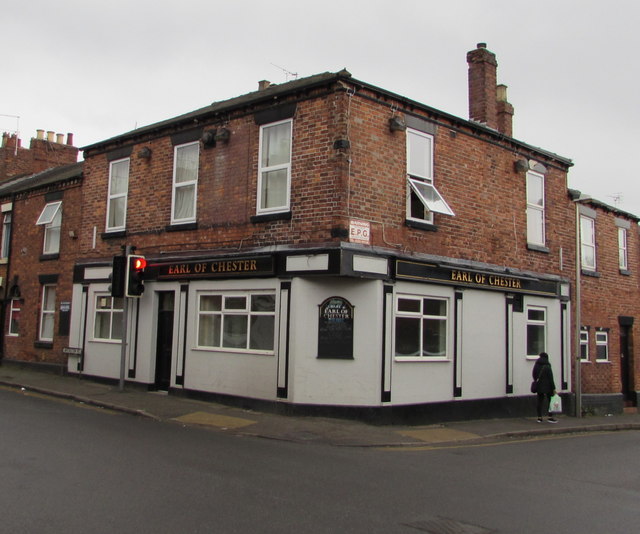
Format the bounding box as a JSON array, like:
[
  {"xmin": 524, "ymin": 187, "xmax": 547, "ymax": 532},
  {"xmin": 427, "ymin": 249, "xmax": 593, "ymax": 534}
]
[{"xmin": 154, "ymin": 292, "xmax": 175, "ymax": 390}]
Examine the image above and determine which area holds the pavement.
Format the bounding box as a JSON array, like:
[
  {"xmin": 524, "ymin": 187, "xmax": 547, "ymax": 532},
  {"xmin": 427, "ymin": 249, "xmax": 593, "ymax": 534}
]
[{"xmin": 2, "ymin": 362, "xmax": 639, "ymax": 448}]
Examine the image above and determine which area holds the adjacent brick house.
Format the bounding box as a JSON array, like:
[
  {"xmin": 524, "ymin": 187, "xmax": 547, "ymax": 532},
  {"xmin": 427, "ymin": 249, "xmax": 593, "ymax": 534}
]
[{"xmin": 0, "ymin": 162, "xmax": 83, "ymax": 368}]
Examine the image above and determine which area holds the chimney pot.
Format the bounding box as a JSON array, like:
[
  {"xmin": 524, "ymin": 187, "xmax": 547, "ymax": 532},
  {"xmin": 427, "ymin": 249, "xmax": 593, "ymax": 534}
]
[
  {"xmin": 477, "ymin": 42, "xmax": 487, "ymax": 49},
  {"xmin": 66, "ymin": 133, "xmax": 74, "ymax": 146},
  {"xmin": 47, "ymin": 131, "xmax": 55, "ymax": 142},
  {"xmin": 36, "ymin": 129, "xmax": 45, "ymax": 140},
  {"xmin": 56, "ymin": 133, "xmax": 64, "ymax": 144}
]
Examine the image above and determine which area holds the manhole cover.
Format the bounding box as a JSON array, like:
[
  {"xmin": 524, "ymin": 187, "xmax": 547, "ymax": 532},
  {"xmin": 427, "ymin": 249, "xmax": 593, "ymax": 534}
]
[{"xmin": 403, "ymin": 516, "xmax": 495, "ymax": 534}]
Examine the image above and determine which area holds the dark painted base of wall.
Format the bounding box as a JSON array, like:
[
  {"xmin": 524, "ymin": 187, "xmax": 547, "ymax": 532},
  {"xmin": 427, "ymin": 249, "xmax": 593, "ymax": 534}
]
[
  {"xmin": 580, "ymin": 393, "xmax": 625, "ymax": 416},
  {"xmin": 0, "ymin": 358, "xmax": 66, "ymax": 375},
  {"xmin": 13, "ymin": 360, "xmax": 630, "ymax": 425},
  {"xmin": 175, "ymin": 388, "xmax": 552, "ymax": 426}
]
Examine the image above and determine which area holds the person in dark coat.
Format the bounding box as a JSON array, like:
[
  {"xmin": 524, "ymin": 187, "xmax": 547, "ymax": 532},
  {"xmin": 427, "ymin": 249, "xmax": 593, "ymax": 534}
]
[{"xmin": 532, "ymin": 352, "xmax": 558, "ymax": 423}]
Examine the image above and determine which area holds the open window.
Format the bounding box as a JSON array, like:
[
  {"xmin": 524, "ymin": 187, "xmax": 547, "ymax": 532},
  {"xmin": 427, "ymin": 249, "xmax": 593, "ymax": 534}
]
[
  {"xmin": 406, "ymin": 128, "xmax": 454, "ymax": 224},
  {"xmin": 36, "ymin": 201, "xmax": 62, "ymax": 255}
]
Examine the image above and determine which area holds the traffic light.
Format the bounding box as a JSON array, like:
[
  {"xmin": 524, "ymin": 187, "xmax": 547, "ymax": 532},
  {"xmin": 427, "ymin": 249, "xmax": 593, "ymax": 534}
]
[
  {"xmin": 125, "ymin": 255, "xmax": 146, "ymax": 297},
  {"xmin": 109, "ymin": 256, "xmax": 126, "ymax": 298}
]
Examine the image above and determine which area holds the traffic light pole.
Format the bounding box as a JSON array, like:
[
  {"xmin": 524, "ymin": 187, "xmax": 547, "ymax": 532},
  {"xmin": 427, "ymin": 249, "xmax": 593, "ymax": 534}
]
[
  {"xmin": 119, "ymin": 245, "xmax": 134, "ymax": 392},
  {"xmin": 119, "ymin": 297, "xmax": 129, "ymax": 392}
]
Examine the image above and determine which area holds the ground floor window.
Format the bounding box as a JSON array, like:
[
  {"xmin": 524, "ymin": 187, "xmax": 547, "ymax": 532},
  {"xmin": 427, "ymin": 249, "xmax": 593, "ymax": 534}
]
[
  {"xmin": 93, "ymin": 295, "xmax": 124, "ymax": 341},
  {"xmin": 7, "ymin": 298, "xmax": 20, "ymax": 336},
  {"xmin": 526, "ymin": 306, "xmax": 546, "ymax": 357},
  {"xmin": 595, "ymin": 331, "xmax": 609, "ymax": 361},
  {"xmin": 580, "ymin": 329, "xmax": 589, "ymax": 361},
  {"xmin": 197, "ymin": 292, "xmax": 276, "ymax": 352},
  {"xmin": 39, "ymin": 285, "xmax": 56, "ymax": 341},
  {"xmin": 395, "ymin": 295, "xmax": 448, "ymax": 358}
]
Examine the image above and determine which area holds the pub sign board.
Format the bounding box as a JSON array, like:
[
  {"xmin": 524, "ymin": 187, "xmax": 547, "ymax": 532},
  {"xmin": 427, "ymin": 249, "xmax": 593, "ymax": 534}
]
[
  {"xmin": 317, "ymin": 296, "xmax": 354, "ymax": 359},
  {"xmin": 147, "ymin": 255, "xmax": 275, "ymax": 281}
]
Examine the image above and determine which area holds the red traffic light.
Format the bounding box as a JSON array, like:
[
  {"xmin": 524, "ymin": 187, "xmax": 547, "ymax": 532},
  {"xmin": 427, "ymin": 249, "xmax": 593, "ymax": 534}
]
[{"xmin": 133, "ymin": 257, "xmax": 147, "ymax": 271}]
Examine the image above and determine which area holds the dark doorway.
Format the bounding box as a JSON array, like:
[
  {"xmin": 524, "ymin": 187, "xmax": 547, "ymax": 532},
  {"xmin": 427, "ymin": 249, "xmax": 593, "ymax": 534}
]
[
  {"xmin": 619, "ymin": 316, "xmax": 635, "ymax": 405},
  {"xmin": 155, "ymin": 292, "xmax": 175, "ymax": 390}
]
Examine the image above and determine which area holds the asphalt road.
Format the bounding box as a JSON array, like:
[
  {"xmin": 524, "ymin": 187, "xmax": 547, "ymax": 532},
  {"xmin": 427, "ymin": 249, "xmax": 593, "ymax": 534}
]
[{"xmin": 1, "ymin": 388, "xmax": 639, "ymax": 533}]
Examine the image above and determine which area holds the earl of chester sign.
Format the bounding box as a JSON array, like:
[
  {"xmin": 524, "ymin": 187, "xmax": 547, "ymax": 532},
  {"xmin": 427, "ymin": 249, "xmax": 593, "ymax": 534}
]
[
  {"xmin": 395, "ymin": 260, "xmax": 558, "ymax": 296},
  {"xmin": 152, "ymin": 256, "xmax": 274, "ymax": 280}
]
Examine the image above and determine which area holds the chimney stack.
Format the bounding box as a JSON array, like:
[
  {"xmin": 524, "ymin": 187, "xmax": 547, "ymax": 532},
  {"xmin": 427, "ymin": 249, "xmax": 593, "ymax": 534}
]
[
  {"xmin": 258, "ymin": 80, "xmax": 271, "ymax": 91},
  {"xmin": 467, "ymin": 43, "xmax": 513, "ymax": 136}
]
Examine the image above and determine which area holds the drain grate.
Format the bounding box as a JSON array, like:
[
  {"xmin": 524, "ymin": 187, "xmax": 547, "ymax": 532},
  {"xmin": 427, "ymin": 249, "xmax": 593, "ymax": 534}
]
[{"xmin": 403, "ymin": 516, "xmax": 496, "ymax": 534}]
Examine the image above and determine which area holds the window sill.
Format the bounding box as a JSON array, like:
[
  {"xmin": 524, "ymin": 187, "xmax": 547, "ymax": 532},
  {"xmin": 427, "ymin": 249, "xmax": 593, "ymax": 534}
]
[
  {"xmin": 39, "ymin": 253, "xmax": 60, "ymax": 261},
  {"xmin": 251, "ymin": 211, "xmax": 292, "ymax": 224},
  {"xmin": 527, "ymin": 243, "xmax": 550, "ymax": 253},
  {"xmin": 102, "ymin": 230, "xmax": 127, "ymax": 239},
  {"xmin": 166, "ymin": 222, "xmax": 198, "ymax": 232},
  {"xmin": 193, "ymin": 346, "xmax": 275, "ymax": 356},
  {"xmin": 619, "ymin": 269, "xmax": 631, "ymax": 276},
  {"xmin": 581, "ymin": 269, "xmax": 600, "ymax": 278},
  {"xmin": 405, "ymin": 219, "xmax": 437, "ymax": 232},
  {"xmin": 0, "ymin": 258, "xmax": 7, "ymax": 264},
  {"xmin": 34, "ymin": 341, "xmax": 53, "ymax": 349},
  {"xmin": 394, "ymin": 356, "xmax": 450, "ymax": 363},
  {"xmin": 595, "ymin": 359, "xmax": 611, "ymax": 364}
]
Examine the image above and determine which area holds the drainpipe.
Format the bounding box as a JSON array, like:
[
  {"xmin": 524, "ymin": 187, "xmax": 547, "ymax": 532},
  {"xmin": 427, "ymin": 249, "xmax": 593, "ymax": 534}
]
[{"xmin": 573, "ymin": 194, "xmax": 591, "ymax": 417}]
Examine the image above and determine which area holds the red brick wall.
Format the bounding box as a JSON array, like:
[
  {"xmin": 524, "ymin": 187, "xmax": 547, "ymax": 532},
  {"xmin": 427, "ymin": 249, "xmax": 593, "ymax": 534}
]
[
  {"xmin": 0, "ymin": 135, "xmax": 78, "ymax": 182},
  {"xmin": 3, "ymin": 181, "xmax": 83, "ymax": 365},
  {"xmin": 579, "ymin": 207, "xmax": 640, "ymax": 395}
]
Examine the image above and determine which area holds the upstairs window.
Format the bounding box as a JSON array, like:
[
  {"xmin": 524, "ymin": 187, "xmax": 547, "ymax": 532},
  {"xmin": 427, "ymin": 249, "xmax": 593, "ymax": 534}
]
[
  {"xmin": 257, "ymin": 119, "xmax": 292, "ymax": 214},
  {"xmin": 171, "ymin": 142, "xmax": 199, "ymax": 224},
  {"xmin": 580, "ymin": 215, "xmax": 596, "ymax": 271},
  {"xmin": 618, "ymin": 227, "xmax": 628, "ymax": 271},
  {"xmin": 526, "ymin": 171, "xmax": 545, "ymax": 246},
  {"xmin": 106, "ymin": 158, "xmax": 130, "ymax": 232},
  {"xmin": 36, "ymin": 201, "xmax": 62, "ymax": 255},
  {"xmin": 1, "ymin": 210, "xmax": 12, "ymax": 259},
  {"xmin": 406, "ymin": 129, "xmax": 453, "ymax": 224}
]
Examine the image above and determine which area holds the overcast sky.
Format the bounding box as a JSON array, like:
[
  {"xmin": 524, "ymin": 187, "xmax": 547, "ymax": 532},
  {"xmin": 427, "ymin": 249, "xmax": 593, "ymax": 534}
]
[{"xmin": 2, "ymin": 1, "xmax": 639, "ymax": 214}]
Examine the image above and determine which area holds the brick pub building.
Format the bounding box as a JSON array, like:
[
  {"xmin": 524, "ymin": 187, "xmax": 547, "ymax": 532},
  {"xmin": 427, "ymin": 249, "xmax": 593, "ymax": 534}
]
[{"xmin": 3, "ymin": 45, "xmax": 637, "ymax": 420}]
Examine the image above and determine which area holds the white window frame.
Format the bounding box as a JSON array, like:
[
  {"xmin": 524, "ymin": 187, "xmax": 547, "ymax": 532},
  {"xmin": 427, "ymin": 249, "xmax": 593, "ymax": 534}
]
[
  {"xmin": 171, "ymin": 142, "xmax": 200, "ymax": 224},
  {"xmin": 580, "ymin": 215, "xmax": 596, "ymax": 271},
  {"xmin": 36, "ymin": 201, "xmax": 62, "ymax": 255},
  {"xmin": 406, "ymin": 129, "xmax": 454, "ymax": 223},
  {"xmin": 595, "ymin": 331, "xmax": 609, "ymax": 362},
  {"xmin": 1, "ymin": 211, "xmax": 11, "ymax": 259},
  {"xmin": 526, "ymin": 306, "xmax": 547, "ymax": 358},
  {"xmin": 7, "ymin": 298, "xmax": 20, "ymax": 336},
  {"xmin": 257, "ymin": 119, "xmax": 293, "ymax": 215},
  {"xmin": 106, "ymin": 158, "xmax": 130, "ymax": 232},
  {"xmin": 394, "ymin": 295, "xmax": 450, "ymax": 361},
  {"xmin": 92, "ymin": 294, "xmax": 124, "ymax": 342},
  {"xmin": 580, "ymin": 329, "xmax": 589, "ymax": 361},
  {"xmin": 526, "ymin": 170, "xmax": 545, "ymax": 246},
  {"xmin": 196, "ymin": 291, "xmax": 277, "ymax": 354},
  {"xmin": 39, "ymin": 285, "xmax": 56, "ymax": 342},
  {"xmin": 618, "ymin": 227, "xmax": 628, "ymax": 271}
]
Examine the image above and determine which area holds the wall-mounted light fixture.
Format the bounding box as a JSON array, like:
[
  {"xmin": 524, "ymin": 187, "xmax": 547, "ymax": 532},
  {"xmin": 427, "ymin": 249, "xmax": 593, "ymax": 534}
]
[
  {"xmin": 201, "ymin": 130, "xmax": 216, "ymax": 148},
  {"xmin": 514, "ymin": 159, "xmax": 528, "ymax": 173},
  {"xmin": 389, "ymin": 116, "xmax": 406, "ymax": 132},
  {"xmin": 138, "ymin": 147, "xmax": 152, "ymax": 159},
  {"xmin": 215, "ymin": 128, "xmax": 231, "ymax": 143}
]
